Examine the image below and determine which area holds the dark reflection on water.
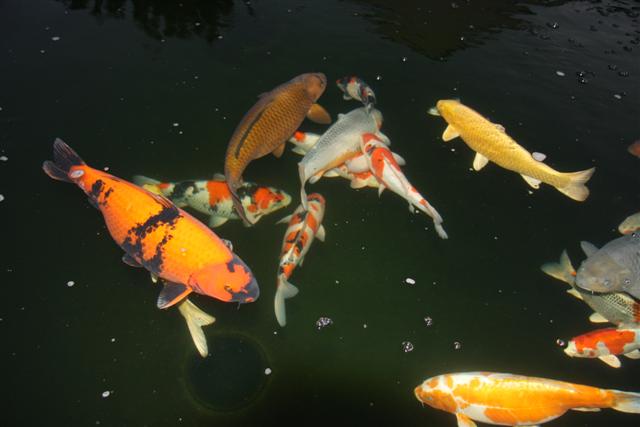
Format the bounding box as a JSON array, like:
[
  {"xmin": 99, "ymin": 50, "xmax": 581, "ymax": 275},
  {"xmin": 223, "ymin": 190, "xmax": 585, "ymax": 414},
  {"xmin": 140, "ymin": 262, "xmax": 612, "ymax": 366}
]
[{"xmin": 60, "ymin": 0, "xmax": 236, "ymax": 41}]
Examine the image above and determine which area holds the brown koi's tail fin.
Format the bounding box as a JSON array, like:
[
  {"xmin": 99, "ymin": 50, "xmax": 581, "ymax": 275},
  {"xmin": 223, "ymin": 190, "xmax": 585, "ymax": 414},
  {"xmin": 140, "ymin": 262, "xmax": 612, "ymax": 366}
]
[
  {"xmin": 610, "ymin": 390, "xmax": 640, "ymax": 413},
  {"xmin": 557, "ymin": 167, "xmax": 596, "ymax": 202},
  {"xmin": 42, "ymin": 138, "xmax": 86, "ymax": 182},
  {"xmin": 274, "ymin": 273, "xmax": 299, "ymax": 327},
  {"xmin": 177, "ymin": 298, "xmax": 215, "ymax": 358},
  {"xmin": 541, "ymin": 250, "xmax": 577, "ymax": 286}
]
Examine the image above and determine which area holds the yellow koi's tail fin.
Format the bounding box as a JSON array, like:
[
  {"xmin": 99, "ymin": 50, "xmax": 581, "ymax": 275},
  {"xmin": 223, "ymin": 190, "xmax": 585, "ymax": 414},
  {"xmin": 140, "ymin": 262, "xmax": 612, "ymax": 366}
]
[
  {"xmin": 541, "ymin": 250, "xmax": 576, "ymax": 285},
  {"xmin": 274, "ymin": 274, "xmax": 299, "ymax": 327},
  {"xmin": 177, "ymin": 299, "xmax": 215, "ymax": 358},
  {"xmin": 557, "ymin": 167, "xmax": 596, "ymax": 202},
  {"xmin": 610, "ymin": 390, "xmax": 640, "ymax": 413}
]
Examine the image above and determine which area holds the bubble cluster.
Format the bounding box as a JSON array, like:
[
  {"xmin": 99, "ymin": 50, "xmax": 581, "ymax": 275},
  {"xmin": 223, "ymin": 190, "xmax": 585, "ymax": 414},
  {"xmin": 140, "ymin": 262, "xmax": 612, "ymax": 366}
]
[
  {"xmin": 401, "ymin": 341, "xmax": 414, "ymax": 353},
  {"xmin": 453, "ymin": 341, "xmax": 462, "ymax": 350},
  {"xmin": 423, "ymin": 316, "xmax": 433, "ymax": 326},
  {"xmin": 315, "ymin": 317, "xmax": 333, "ymax": 330}
]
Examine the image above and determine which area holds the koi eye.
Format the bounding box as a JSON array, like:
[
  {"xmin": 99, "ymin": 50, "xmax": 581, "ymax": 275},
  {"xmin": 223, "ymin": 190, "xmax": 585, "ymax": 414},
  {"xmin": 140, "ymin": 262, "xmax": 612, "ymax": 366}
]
[
  {"xmin": 624, "ymin": 278, "xmax": 631, "ymax": 287},
  {"xmin": 603, "ymin": 279, "xmax": 611, "ymax": 288}
]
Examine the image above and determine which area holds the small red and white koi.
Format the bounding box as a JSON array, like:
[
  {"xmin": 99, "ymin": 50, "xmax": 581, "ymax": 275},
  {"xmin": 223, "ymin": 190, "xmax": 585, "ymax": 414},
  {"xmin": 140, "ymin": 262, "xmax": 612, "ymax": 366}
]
[
  {"xmin": 274, "ymin": 193, "xmax": 326, "ymax": 326},
  {"xmin": 336, "ymin": 76, "xmax": 376, "ymax": 109},
  {"xmin": 288, "ymin": 131, "xmax": 322, "ymax": 155},
  {"xmin": 564, "ymin": 326, "xmax": 640, "ymax": 368},
  {"xmin": 415, "ymin": 372, "xmax": 640, "ymax": 427},
  {"xmin": 360, "ymin": 133, "xmax": 448, "ymax": 239}
]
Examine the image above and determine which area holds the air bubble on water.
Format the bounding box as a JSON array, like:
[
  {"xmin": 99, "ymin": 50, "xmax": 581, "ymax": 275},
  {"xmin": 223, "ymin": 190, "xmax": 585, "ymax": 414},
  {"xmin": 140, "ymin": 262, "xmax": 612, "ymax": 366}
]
[
  {"xmin": 614, "ymin": 94, "xmax": 623, "ymax": 100},
  {"xmin": 315, "ymin": 317, "xmax": 333, "ymax": 330},
  {"xmin": 453, "ymin": 341, "xmax": 462, "ymax": 350},
  {"xmin": 264, "ymin": 368, "xmax": 272, "ymax": 375},
  {"xmin": 401, "ymin": 341, "xmax": 414, "ymax": 352},
  {"xmin": 67, "ymin": 281, "xmax": 75, "ymax": 287},
  {"xmin": 110, "ymin": 338, "xmax": 116, "ymax": 343},
  {"xmin": 423, "ymin": 316, "xmax": 433, "ymax": 326},
  {"xmin": 363, "ymin": 323, "xmax": 367, "ymax": 329},
  {"xmin": 401, "ymin": 56, "xmax": 407, "ymax": 62},
  {"xmin": 405, "ymin": 278, "xmax": 416, "ymax": 285},
  {"xmin": 101, "ymin": 391, "xmax": 111, "ymax": 398},
  {"xmin": 172, "ymin": 122, "xmax": 179, "ymax": 127},
  {"xmin": 375, "ymin": 75, "xmax": 382, "ymax": 81},
  {"xmin": 0, "ymin": 156, "xmax": 6, "ymax": 162},
  {"xmin": 51, "ymin": 36, "xmax": 60, "ymax": 41},
  {"xmin": 217, "ymin": 35, "xmax": 223, "ymax": 40},
  {"xmin": 555, "ymin": 70, "xmax": 565, "ymax": 77},
  {"xmin": 103, "ymin": 167, "xmax": 110, "ymax": 171}
]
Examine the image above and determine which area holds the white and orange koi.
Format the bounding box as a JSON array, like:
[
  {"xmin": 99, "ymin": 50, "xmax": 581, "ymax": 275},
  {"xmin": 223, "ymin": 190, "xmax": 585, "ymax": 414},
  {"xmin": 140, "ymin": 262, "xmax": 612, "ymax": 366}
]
[
  {"xmin": 564, "ymin": 326, "xmax": 640, "ymax": 368},
  {"xmin": 361, "ymin": 133, "xmax": 448, "ymax": 239},
  {"xmin": 274, "ymin": 193, "xmax": 326, "ymax": 326},
  {"xmin": 415, "ymin": 372, "xmax": 640, "ymax": 427},
  {"xmin": 288, "ymin": 131, "xmax": 322, "ymax": 155}
]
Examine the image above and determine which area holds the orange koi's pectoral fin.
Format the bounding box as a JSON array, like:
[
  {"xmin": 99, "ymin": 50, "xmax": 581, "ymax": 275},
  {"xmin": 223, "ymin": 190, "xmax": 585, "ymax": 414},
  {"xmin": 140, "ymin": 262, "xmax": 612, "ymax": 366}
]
[
  {"xmin": 157, "ymin": 281, "xmax": 192, "ymax": 309},
  {"xmin": 272, "ymin": 143, "xmax": 286, "ymax": 158},
  {"xmin": 122, "ymin": 254, "xmax": 142, "ymax": 268},
  {"xmin": 307, "ymin": 103, "xmax": 331, "ymax": 124},
  {"xmin": 455, "ymin": 413, "xmax": 477, "ymax": 427}
]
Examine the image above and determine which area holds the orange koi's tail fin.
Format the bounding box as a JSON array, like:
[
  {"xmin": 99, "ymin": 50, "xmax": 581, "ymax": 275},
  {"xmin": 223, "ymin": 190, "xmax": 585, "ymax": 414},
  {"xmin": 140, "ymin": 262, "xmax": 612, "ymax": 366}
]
[
  {"xmin": 611, "ymin": 390, "xmax": 640, "ymax": 413},
  {"xmin": 42, "ymin": 138, "xmax": 86, "ymax": 182}
]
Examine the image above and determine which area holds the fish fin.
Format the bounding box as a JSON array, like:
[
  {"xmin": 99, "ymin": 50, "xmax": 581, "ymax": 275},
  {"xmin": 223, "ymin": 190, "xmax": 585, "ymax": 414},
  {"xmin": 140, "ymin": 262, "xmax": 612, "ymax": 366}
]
[
  {"xmin": 610, "ymin": 390, "xmax": 640, "ymax": 413},
  {"xmin": 599, "ymin": 355, "xmax": 622, "ymax": 368},
  {"xmin": 122, "ymin": 254, "xmax": 142, "ymax": 268},
  {"xmin": 572, "ymin": 407, "xmax": 601, "ymax": 412},
  {"xmin": 132, "ymin": 175, "xmax": 161, "ymax": 187},
  {"xmin": 276, "ymin": 214, "xmax": 293, "ymax": 225},
  {"xmin": 337, "ymin": 113, "xmax": 346, "ymax": 120},
  {"xmin": 299, "ymin": 163, "xmax": 309, "ymax": 210},
  {"xmin": 272, "ymin": 143, "xmax": 285, "ymax": 158},
  {"xmin": 624, "ymin": 349, "xmax": 640, "ymax": 359},
  {"xmin": 274, "ymin": 275, "xmax": 300, "ymax": 327},
  {"xmin": 435, "ymin": 223, "xmax": 448, "ymax": 240},
  {"xmin": 323, "ymin": 169, "xmax": 340, "ymax": 178},
  {"xmin": 442, "ymin": 125, "xmax": 460, "ymax": 142},
  {"xmin": 567, "ymin": 288, "xmax": 583, "ymax": 300},
  {"xmin": 220, "ymin": 239, "xmax": 233, "ymax": 251},
  {"xmin": 42, "ymin": 138, "xmax": 87, "ymax": 182},
  {"xmin": 307, "ymin": 104, "xmax": 331, "ymax": 124},
  {"xmin": 157, "ymin": 281, "xmax": 192, "ymax": 309},
  {"xmin": 291, "ymin": 147, "xmax": 307, "ymax": 155},
  {"xmin": 208, "ymin": 215, "xmax": 229, "ymax": 228},
  {"xmin": 556, "ymin": 167, "xmax": 596, "ymax": 202},
  {"xmin": 316, "ymin": 225, "xmax": 326, "ymax": 242},
  {"xmin": 393, "ymin": 152, "xmax": 406, "ymax": 166},
  {"xmin": 455, "ymin": 412, "xmax": 477, "ymax": 427},
  {"xmin": 589, "ymin": 312, "xmax": 609, "ymax": 323},
  {"xmin": 342, "ymin": 94, "xmax": 352, "ymax": 100},
  {"xmin": 473, "ymin": 153, "xmax": 489, "ymax": 171},
  {"xmin": 378, "ymin": 184, "xmax": 386, "ymax": 197},
  {"xmin": 493, "ymin": 123, "xmax": 505, "ymax": 132},
  {"xmin": 150, "ymin": 273, "xmax": 158, "ymax": 284},
  {"xmin": 427, "ymin": 107, "xmax": 440, "ymax": 116},
  {"xmin": 521, "ymin": 174, "xmax": 541, "ymax": 189},
  {"xmin": 87, "ymin": 197, "xmax": 100, "ymax": 210},
  {"xmin": 299, "ymin": 255, "xmax": 305, "ymax": 267},
  {"xmin": 540, "ymin": 250, "xmax": 577, "ymax": 285},
  {"xmin": 350, "ymin": 178, "xmax": 366, "ymax": 189},
  {"xmin": 177, "ymin": 299, "xmax": 215, "ymax": 358},
  {"xmin": 212, "ymin": 173, "xmax": 226, "ymax": 181},
  {"xmin": 408, "ymin": 204, "xmax": 416, "ymax": 214},
  {"xmin": 580, "ymin": 241, "xmax": 598, "ymax": 257},
  {"xmin": 376, "ymin": 131, "xmax": 391, "ymax": 146},
  {"xmin": 532, "ymin": 152, "xmax": 547, "ymax": 161}
]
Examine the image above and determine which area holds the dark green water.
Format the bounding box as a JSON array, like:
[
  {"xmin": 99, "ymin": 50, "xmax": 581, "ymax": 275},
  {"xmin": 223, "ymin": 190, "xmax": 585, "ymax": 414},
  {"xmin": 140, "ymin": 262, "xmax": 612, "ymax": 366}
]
[{"xmin": 1, "ymin": 0, "xmax": 639, "ymax": 425}]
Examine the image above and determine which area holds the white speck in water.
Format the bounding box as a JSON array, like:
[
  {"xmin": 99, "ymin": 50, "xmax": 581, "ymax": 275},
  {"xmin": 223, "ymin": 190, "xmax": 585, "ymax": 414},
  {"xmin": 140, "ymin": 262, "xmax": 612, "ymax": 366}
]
[
  {"xmin": 264, "ymin": 368, "xmax": 272, "ymax": 375},
  {"xmin": 110, "ymin": 338, "xmax": 116, "ymax": 343},
  {"xmin": 103, "ymin": 166, "xmax": 110, "ymax": 171},
  {"xmin": 363, "ymin": 323, "xmax": 368, "ymax": 329},
  {"xmin": 315, "ymin": 317, "xmax": 333, "ymax": 330},
  {"xmin": 67, "ymin": 281, "xmax": 75, "ymax": 287},
  {"xmin": 555, "ymin": 70, "xmax": 565, "ymax": 77},
  {"xmin": 401, "ymin": 341, "xmax": 414, "ymax": 352},
  {"xmin": 335, "ymin": 280, "xmax": 340, "ymax": 284},
  {"xmin": 613, "ymin": 93, "xmax": 622, "ymax": 100},
  {"xmin": 556, "ymin": 339, "xmax": 566, "ymax": 347},
  {"xmin": 217, "ymin": 35, "xmax": 223, "ymax": 40},
  {"xmin": 51, "ymin": 36, "xmax": 61, "ymax": 41},
  {"xmin": 195, "ymin": 22, "xmax": 201, "ymax": 27},
  {"xmin": 0, "ymin": 194, "xmax": 3, "ymax": 203},
  {"xmin": 101, "ymin": 391, "xmax": 111, "ymax": 398},
  {"xmin": 494, "ymin": 236, "xmax": 499, "ymax": 240},
  {"xmin": 450, "ymin": 148, "xmax": 456, "ymax": 152},
  {"xmin": 375, "ymin": 75, "xmax": 382, "ymax": 81},
  {"xmin": 40, "ymin": 49, "xmax": 46, "ymax": 54},
  {"xmin": 361, "ymin": 245, "xmax": 366, "ymax": 250},
  {"xmin": 453, "ymin": 341, "xmax": 462, "ymax": 350},
  {"xmin": 401, "ymin": 56, "xmax": 407, "ymax": 62},
  {"xmin": 405, "ymin": 278, "xmax": 416, "ymax": 285},
  {"xmin": 179, "ymin": 131, "xmax": 183, "ymax": 135},
  {"xmin": 172, "ymin": 122, "xmax": 179, "ymax": 127},
  {"xmin": 424, "ymin": 316, "xmax": 433, "ymax": 326}
]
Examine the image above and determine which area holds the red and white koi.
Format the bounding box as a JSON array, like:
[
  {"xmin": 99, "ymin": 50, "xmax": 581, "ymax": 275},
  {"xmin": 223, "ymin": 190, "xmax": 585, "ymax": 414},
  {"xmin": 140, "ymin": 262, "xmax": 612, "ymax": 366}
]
[
  {"xmin": 274, "ymin": 193, "xmax": 326, "ymax": 326},
  {"xmin": 288, "ymin": 131, "xmax": 322, "ymax": 155},
  {"xmin": 133, "ymin": 174, "xmax": 291, "ymax": 228},
  {"xmin": 564, "ymin": 326, "xmax": 640, "ymax": 368},
  {"xmin": 361, "ymin": 133, "xmax": 448, "ymax": 239},
  {"xmin": 336, "ymin": 76, "xmax": 376, "ymax": 109},
  {"xmin": 415, "ymin": 372, "xmax": 640, "ymax": 427}
]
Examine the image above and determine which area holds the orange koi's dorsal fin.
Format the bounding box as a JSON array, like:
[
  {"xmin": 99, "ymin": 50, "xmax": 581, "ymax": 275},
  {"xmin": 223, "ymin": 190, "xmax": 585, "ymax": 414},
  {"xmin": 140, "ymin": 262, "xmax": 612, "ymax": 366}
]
[{"xmin": 157, "ymin": 281, "xmax": 192, "ymax": 309}]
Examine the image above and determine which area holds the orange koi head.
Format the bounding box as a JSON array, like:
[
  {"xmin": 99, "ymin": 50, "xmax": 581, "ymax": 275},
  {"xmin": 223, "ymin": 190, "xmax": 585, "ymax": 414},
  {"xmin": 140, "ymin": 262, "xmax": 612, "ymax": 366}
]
[
  {"xmin": 414, "ymin": 376, "xmax": 458, "ymax": 413},
  {"xmin": 189, "ymin": 254, "xmax": 259, "ymax": 304}
]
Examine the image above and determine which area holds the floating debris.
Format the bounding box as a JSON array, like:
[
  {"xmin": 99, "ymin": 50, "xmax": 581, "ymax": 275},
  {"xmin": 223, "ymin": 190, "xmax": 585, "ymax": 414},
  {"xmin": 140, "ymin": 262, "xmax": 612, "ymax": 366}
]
[
  {"xmin": 0, "ymin": 156, "xmax": 8, "ymax": 161},
  {"xmin": 66, "ymin": 281, "xmax": 75, "ymax": 287},
  {"xmin": 315, "ymin": 317, "xmax": 333, "ymax": 330},
  {"xmin": 101, "ymin": 391, "xmax": 111, "ymax": 398},
  {"xmin": 375, "ymin": 75, "xmax": 382, "ymax": 81},
  {"xmin": 614, "ymin": 93, "xmax": 623, "ymax": 100},
  {"xmin": 453, "ymin": 341, "xmax": 462, "ymax": 350},
  {"xmin": 51, "ymin": 36, "xmax": 61, "ymax": 41},
  {"xmin": 405, "ymin": 278, "xmax": 416, "ymax": 285},
  {"xmin": 401, "ymin": 56, "xmax": 407, "ymax": 62},
  {"xmin": 401, "ymin": 341, "xmax": 414, "ymax": 353},
  {"xmin": 172, "ymin": 122, "xmax": 180, "ymax": 127},
  {"xmin": 264, "ymin": 368, "xmax": 272, "ymax": 375},
  {"xmin": 0, "ymin": 194, "xmax": 4, "ymax": 202},
  {"xmin": 110, "ymin": 338, "xmax": 116, "ymax": 343},
  {"xmin": 423, "ymin": 316, "xmax": 433, "ymax": 326},
  {"xmin": 555, "ymin": 70, "xmax": 565, "ymax": 77}
]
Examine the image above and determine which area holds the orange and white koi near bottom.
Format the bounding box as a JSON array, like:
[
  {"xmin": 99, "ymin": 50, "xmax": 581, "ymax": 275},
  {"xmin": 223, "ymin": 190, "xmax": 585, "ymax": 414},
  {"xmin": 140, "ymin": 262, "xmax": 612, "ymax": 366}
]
[
  {"xmin": 274, "ymin": 193, "xmax": 326, "ymax": 326},
  {"xmin": 415, "ymin": 372, "xmax": 640, "ymax": 427}
]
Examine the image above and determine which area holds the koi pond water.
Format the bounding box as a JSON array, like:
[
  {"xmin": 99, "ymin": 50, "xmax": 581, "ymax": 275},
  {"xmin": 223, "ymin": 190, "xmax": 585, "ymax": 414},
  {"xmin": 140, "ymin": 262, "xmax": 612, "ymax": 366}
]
[{"xmin": 1, "ymin": 0, "xmax": 639, "ymax": 425}]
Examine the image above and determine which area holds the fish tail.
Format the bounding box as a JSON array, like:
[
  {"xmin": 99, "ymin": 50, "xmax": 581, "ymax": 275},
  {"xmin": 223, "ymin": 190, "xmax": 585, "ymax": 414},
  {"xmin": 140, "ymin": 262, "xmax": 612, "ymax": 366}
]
[
  {"xmin": 557, "ymin": 167, "xmax": 596, "ymax": 202},
  {"xmin": 610, "ymin": 390, "xmax": 640, "ymax": 413},
  {"xmin": 42, "ymin": 138, "xmax": 86, "ymax": 182},
  {"xmin": 228, "ymin": 182, "xmax": 253, "ymax": 226},
  {"xmin": 298, "ymin": 163, "xmax": 309, "ymax": 210},
  {"xmin": 414, "ymin": 197, "xmax": 448, "ymax": 239},
  {"xmin": 541, "ymin": 250, "xmax": 576, "ymax": 285},
  {"xmin": 274, "ymin": 274, "xmax": 299, "ymax": 327},
  {"xmin": 132, "ymin": 175, "xmax": 161, "ymax": 187},
  {"xmin": 177, "ymin": 299, "xmax": 215, "ymax": 358}
]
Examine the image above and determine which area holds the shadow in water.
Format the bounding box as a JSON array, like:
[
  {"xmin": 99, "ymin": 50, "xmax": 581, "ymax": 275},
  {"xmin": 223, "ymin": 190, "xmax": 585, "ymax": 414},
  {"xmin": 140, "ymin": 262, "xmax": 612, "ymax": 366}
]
[{"xmin": 60, "ymin": 0, "xmax": 238, "ymax": 41}]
